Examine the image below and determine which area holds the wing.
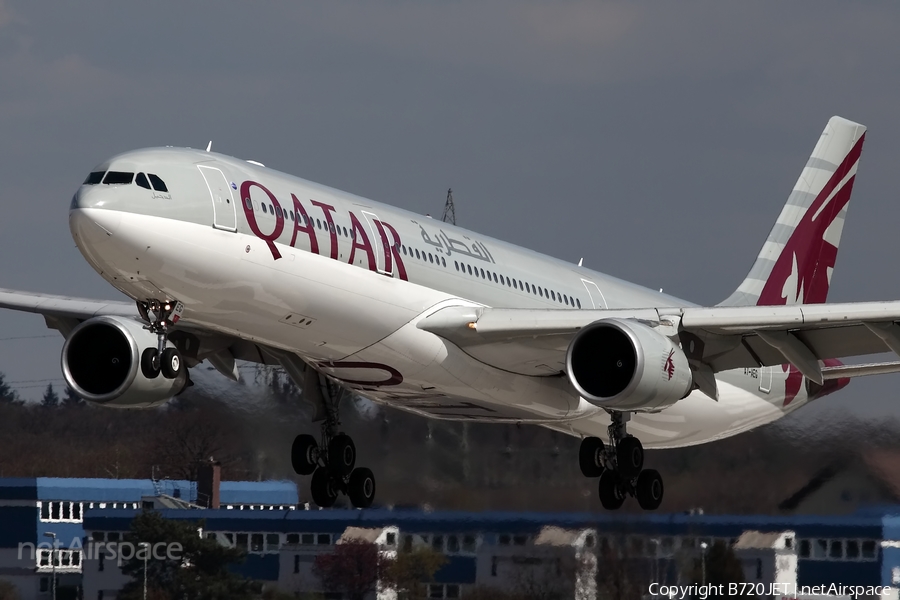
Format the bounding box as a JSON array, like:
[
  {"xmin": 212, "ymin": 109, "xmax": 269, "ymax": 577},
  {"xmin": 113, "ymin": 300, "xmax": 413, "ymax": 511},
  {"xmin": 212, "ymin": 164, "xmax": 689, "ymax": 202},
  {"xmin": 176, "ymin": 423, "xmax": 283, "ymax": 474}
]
[
  {"xmin": 0, "ymin": 288, "xmax": 137, "ymax": 334},
  {"xmin": 417, "ymin": 302, "xmax": 900, "ymax": 383},
  {"xmin": 0, "ymin": 288, "xmax": 278, "ymax": 381}
]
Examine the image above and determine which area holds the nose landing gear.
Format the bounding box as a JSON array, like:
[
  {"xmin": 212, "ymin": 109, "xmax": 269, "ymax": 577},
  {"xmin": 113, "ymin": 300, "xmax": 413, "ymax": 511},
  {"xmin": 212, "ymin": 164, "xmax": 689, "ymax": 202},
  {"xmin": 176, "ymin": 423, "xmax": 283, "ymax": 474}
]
[
  {"xmin": 579, "ymin": 411, "xmax": 664, "ymax": 511},
  {"xmin": 291, "ymin": 377, "xmax": 376, "ymax": 509},
  {"xmin": 137, "ymin": 299, "xmax": 185, "ymax": 380}
]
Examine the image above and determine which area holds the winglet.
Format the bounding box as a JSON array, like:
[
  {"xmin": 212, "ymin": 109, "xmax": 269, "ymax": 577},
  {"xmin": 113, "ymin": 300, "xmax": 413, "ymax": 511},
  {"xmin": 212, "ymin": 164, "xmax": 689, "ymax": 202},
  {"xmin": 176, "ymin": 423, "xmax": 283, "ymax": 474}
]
[{"xmin": 720, "ymin": 116, "xmax": 866, "ymax": 307}]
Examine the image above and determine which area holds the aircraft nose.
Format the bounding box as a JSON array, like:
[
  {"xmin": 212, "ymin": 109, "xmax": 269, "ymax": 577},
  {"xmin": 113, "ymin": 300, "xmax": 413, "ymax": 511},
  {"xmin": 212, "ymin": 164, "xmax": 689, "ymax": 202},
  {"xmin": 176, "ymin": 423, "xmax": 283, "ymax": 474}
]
[
  {"xmin": 71, "ymin": 186, "xmax": 106, "ymax": 210},
  {"xmin": 69, "ymin": 187, "xmax": 121, "ymax": 237}
]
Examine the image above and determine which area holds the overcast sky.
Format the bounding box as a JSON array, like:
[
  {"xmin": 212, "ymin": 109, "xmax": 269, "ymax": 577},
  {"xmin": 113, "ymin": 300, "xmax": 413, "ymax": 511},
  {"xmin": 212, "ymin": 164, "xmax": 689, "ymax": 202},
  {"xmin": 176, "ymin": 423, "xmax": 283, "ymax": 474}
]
[{"xmin": 1, "ymin": 1, "xmax": 899, "ymax": 419}]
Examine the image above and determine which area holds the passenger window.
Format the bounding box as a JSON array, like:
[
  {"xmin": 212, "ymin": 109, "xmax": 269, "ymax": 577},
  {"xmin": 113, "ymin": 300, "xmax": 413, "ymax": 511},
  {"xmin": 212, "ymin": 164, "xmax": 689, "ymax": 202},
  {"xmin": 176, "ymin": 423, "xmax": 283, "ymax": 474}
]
[
  {"xmin": 551, "ymin": 291, "xmax": 556, "ymax": 301},
  {"xmin": 493, "ymin": 273, "xmax": 498, "ymax": 283},
  {"xmin": 269, "ymin": 204, "xmax": 275, "ymax": 214},
  {"xmin": 454, "ymin": 261, "xmax": 459, "ymax": 271},
  {"xmin": 429, "ymin": 254, "xmax": 434, "ymax": 263},
  {"xmin": 415, "ymin": 249, "xmax": 421, "ymax": 259},
  {"xmin": 103, "ymin": 171, "xmax": 134, "ymax": 185},
  {"xmin": 343, "ymin": 227, "xmax": 349, "ymax": 237},
  {"xmin": 513, "ymin": 280, "xmax": 518, "ymax": 289},
  {"xmin": 83, "ymin": 171, "xmax": 105, "ymax": 185},
  {"xmin": 480, "ymin": 268, "xmax": 485, "ymax": 278},
  {"xmin": 245, "ymin": 198, "xmax": 252, "ymax": 210},
  {"xmin": 539, "ymin": 288, "xmax": 543, "ymax": 297},
  {"xmin": 577, "ymin": 299, "xmax": 582, "ymax": 308},
  {"xmin": 262, "ymin": 204, "xmax": 268, "ymax": 214},
  {"xmin": 467, "ymin": 265, "xmax": 472, "ymax": 275},
  {"xmin": 135, "ymin": 173, "xmax": 151, "ymax": 189},
  {"xmin": 290, "ymin": 211, "xmax": 295, "ymax": 221},
  {"xmin": 441, "ymin": 257, "xmax": 446, "ymax": 267}
]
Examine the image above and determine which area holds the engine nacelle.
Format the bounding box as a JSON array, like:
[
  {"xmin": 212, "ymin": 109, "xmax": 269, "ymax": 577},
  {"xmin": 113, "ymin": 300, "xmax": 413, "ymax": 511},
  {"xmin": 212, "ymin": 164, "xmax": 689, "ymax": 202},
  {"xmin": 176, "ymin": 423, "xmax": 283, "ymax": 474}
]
[
  {"xmin": 62, "ymin": 315, "xmax": 186, "ymax": 408},
  {"xmin": 566, "ymin": 318, "xmax": 692, "ymax": 411}
]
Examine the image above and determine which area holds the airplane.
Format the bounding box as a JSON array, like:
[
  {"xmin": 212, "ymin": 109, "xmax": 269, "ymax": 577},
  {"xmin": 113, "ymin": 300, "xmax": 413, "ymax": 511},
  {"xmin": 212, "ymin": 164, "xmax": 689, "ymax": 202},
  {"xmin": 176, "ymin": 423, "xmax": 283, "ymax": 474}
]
[{"xmin": 1, "ymin": 115, "xmax": 896, "ymax": 511}]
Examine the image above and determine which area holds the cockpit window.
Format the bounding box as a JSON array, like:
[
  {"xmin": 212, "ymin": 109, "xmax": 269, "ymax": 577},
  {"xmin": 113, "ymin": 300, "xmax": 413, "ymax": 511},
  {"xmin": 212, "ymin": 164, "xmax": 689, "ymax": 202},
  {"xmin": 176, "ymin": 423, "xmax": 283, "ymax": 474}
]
[
  {"xmin": 103, "ymin": 171, "xmax": 134, "ymax": 185},
  {"xmin": 148, "ymin": 174, "xmax": 168, "ymax": 193},
  {"xmin": 135, "ymin": 173, "xmax": 151, "ymax": 190},
  {"xmin": 83, "ymin": 171, "xmax": 105, "ymax": 185}
]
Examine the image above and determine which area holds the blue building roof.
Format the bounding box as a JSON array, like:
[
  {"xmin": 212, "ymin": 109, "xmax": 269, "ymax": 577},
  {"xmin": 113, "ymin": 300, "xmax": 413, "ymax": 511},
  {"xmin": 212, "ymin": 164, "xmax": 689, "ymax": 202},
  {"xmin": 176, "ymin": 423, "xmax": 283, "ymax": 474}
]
[
  {"xmin": 0, "ymin": 477, "xmax": 298, "ymax": 505},
  {"xmin": 80, "ymin": 507, "xmax": 890, "ymax": 540}
]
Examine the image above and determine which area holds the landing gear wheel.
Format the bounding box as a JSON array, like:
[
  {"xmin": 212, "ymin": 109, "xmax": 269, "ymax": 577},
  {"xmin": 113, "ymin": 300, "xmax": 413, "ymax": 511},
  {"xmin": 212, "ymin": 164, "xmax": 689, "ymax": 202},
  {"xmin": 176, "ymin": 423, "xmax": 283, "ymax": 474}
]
[
  {"xmin": 140, "ymin": 348, "xmax": 160, "ymax": 379},
  {"xmin": 579, "ymin": 437, "xmax": 606, "ymax": 478},
  {"xmin": 310, "ymin": 467, "xmax": 338, "ymax": 508},
  {"xmin": 348, "ymin": 467, "xmax": 376, "ymax": 509},
  {"xmin": 616, "ymin": 436, "xmax": 644, "ymax": 479},
  {"xmin": 636, "ymin": 469, "xmax": 664, "ymax": 510},
  {"xmin": 598, "ymin": 470, "xmax": 625, "ymax": 510},
  {"xmin": 328, "ymin": 433, "xmax": 356, "ymax": 476},
  {"xmin": 160, "ymin": 348, "xmax": 182, "ymax": 379},
  {"xmin": 291, "ymin": 434, "xmax": 319, "ymax": 475}
]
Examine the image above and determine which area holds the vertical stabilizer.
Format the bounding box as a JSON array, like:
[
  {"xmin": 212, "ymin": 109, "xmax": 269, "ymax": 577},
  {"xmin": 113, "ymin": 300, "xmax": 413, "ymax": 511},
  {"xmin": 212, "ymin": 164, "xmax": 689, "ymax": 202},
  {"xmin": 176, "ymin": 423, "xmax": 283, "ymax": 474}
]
[{"xmin": 721, "ymin": 116, "xmax": 866, "ymax": 306}]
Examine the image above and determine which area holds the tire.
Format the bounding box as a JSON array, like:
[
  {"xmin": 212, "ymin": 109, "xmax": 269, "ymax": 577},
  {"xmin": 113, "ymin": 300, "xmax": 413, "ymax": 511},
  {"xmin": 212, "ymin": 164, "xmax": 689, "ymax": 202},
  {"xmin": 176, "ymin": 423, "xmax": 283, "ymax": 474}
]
[
  {"xmin": 160, "ymin": 348, "xmax": 182, "ymax": 379},
  {"xmin": 348, "ymin": 467, "xmax": 376, "ymax": 509},
  {"xmin": 579, "ymin": 437, "xmax": 605, "ymax": 477},
  {"xmin": 598, "ymin": 470, "xmax": 625, "ymax": 510},
  {"xmin": 291, "ymin": 434, "xmax": 319, "ymax": 475},
  {"xmin": 310, "ymin": 467, "xmax": 338, "ymax": 508},
  {"xmin": 616, "ymin": 436, "xmax": 644, "ymax": 479},
  {"xmin": 140, "ymin": 348, "xmax": 160, "ymax": 379},
  {"xmin": 328, "ymin": 434, "xmax": 356, "ymax": 476},
  {"xmin": 636, "ymin": 469, "xmax": 664, "ymax": 511}
]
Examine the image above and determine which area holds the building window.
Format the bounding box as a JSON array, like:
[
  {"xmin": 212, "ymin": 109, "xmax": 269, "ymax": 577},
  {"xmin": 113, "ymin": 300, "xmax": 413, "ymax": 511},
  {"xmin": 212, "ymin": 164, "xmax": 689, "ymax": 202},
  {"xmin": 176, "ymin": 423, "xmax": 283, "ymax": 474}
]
[
  {"xmin": 498, "ymin": 534, "xmax": 511, "ymax": 546},
  {"xmin": 266, "ymin": 533, "xmax": 280, "ymax": 552},
  {"xmin": 287, "ymin": 534, "xmax": 299, "ymax": 544},
  {"xmin": 386, "ymin": 532, "xmax": 397, "ymax": 546},
  {"xmin": 462, "ymin": 535, "xmax": 477, "ymax": 553},
  {"xmin": 799, "ymin": 539, "xmax": 810, "ymax": 558},
  {"xmin": 431, "ymin": 535, "xmax": 444, "ymax": 552},
  {"xmin": 846, "ymin": 540, "xmax": 859, "ymax": 559},
  {"xmin": 317, "ymin": 534, "xmax": 331, "ymax": 545},
  {"xmin": 302, "ymin": 534, "xmax": 314, "ymax": 545},
  {"xmin": 862, "ymin": 540, "xmax": 876, "ymax": 559},
  {"xmin": 830, "ymin": 540, "xmax": 843, "ymax": 559},
  {"xmin": 251, "ymin": 534, "xmax": 264, "ymax": 552}
]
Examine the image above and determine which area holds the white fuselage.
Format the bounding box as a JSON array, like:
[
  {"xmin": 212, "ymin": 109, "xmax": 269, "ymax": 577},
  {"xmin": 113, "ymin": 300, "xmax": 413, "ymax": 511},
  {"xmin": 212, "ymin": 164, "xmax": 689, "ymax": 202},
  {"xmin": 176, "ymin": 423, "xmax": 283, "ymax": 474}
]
[{"xmin": 68, "ymin": 147, "xmax": 832, "ymax": 448}]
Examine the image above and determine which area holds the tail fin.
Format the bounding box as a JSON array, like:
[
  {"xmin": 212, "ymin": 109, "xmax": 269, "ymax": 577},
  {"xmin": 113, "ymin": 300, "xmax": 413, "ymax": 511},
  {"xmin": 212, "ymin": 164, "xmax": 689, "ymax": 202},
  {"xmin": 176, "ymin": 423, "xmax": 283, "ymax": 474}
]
[{"xmin": 720, "ymin": 116, "xmax": 867, "ymax": 307}]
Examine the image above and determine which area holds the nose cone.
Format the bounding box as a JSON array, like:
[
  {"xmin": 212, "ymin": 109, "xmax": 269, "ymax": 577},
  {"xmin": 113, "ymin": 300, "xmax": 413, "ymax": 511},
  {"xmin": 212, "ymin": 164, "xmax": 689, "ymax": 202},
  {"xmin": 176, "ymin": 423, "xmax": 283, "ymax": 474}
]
[
  {"xmin": 71, "ymin": 185, "xmax": 109, "ymax": 210},
  {"xmin": 69, "ymin": 186, "xmax": 122, "ymax": 241}
]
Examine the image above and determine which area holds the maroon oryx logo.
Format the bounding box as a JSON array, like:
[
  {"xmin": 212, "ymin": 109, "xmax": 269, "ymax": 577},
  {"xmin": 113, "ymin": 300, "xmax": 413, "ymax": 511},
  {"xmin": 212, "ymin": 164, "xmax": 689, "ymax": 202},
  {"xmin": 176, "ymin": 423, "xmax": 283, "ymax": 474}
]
[{"xmin": 663, "ymin": 350, "xmax": 675, "ymax": 380}]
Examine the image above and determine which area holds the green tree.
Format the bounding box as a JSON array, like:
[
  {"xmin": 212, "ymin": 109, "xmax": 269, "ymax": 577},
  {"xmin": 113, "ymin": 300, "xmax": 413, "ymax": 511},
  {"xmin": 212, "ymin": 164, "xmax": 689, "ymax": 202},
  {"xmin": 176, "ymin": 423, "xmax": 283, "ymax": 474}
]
[
  {"xmin": 686, "ymin": 541, "xmax": 746, "ymax": 586},
  {"xmin": 382, "ymin": 546, "xmax": 446, "ymax": 600},
  {"xmin": 313, "ymin": 539, "xmax": 384, "ymax": 600},
  {"xmin": 0, "ymin": 373, "xmax": 20, "ymax": 404},
  {"xmin": 0, "ymin": 578, "xmax": 20, "ymax": 600},
  {"xmin": 61, "ymin": 385, "xmax": 85, "ymax": 408},
  {"xmin": 117, "ymin": 511, "xmax": 252, "ymax": 600},
  {"xmin": 41, "ymin": 383, "xmax": 59, "ymax": 408}
]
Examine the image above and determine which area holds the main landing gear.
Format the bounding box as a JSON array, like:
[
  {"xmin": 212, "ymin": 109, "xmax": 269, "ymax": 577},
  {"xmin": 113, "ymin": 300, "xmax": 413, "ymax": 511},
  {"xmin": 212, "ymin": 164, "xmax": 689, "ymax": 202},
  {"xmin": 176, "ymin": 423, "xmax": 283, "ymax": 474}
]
[
  {"xmin": 137, "ymin": 299, "xmax": 185, "ymax": 381},
  {"xmin": 290, "ymin": 379, "xmax": 376, "ymax": 509},
  {"xmin": 579, "ymin": 411, "xmax": 664, "ymax": 511}
]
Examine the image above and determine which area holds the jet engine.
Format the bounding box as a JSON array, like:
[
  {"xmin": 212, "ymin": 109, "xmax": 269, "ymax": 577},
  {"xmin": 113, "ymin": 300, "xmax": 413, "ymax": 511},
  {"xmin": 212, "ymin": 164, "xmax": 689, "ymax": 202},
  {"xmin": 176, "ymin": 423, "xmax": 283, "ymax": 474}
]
[
  {"xmin": 62, "ymin": 315, "xmax": 187, "ymax": 407},
  {"xmin": 566, "ymin": 318, "xmax": 692, "ymax": 411}
]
